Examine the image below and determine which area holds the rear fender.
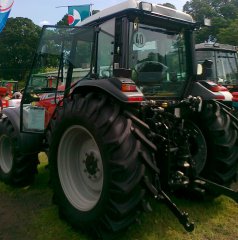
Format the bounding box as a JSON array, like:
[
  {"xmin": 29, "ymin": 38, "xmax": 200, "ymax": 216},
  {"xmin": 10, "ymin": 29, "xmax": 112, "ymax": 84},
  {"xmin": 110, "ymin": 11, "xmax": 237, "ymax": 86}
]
[
  {"xmin": 73, "ymin": 77, "xmax": 144, "ymax": 103},
  {"xmin": 189, "ymin": 81, "xmax": 233, "ymax": 101},
  {"xmin": 2, "ymin": 107, "xmax": 43, "ymax": 154}
]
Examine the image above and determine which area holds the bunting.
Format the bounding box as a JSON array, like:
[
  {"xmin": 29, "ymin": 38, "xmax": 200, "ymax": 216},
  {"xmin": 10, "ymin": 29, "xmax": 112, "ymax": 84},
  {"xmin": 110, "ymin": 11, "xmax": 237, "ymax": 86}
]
[{"xmin": 0, "ymin": 0, "xmax": 14, "ymax": 32}]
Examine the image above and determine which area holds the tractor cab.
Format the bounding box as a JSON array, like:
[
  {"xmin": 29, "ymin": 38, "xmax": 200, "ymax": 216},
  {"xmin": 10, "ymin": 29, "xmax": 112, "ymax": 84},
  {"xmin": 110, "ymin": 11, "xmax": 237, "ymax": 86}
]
[{"xmin": 21, "ymin": 1, "xmax": 198, "ymax": 133}]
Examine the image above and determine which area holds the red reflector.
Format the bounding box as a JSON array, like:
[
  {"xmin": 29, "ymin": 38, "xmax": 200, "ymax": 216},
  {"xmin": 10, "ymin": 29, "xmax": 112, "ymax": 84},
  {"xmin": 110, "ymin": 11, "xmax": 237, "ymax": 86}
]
[
  {"xmin": 232, "ymin": 92, "xmax": 238, "ymax": 97},
  {"xmin": 127, "ymin": 96, "xmax": 144, "ymax": 102},
  {"xmin": 232, "ymin": 92, "xmax": 238, "ymax": 101},
  {"xmin": 209, "ymin": 86, "xmax": 220, "ymax": 92},
  {"xmin": 121, "ymin": 84, "xmax": 137, "ymax": 92},
  {"xmin": 2, "ymin": 100, "xmax": 8, "ymax": 107},
  {"xmin": 219, "ymin": 85, "xmax": 228, "ymax": 91},
  {"xmin": 209, "ymin": 85, "xmax": 228, "ymax": 92},
  {"xmin": 214, "ymin": 94, "xmax": 225, "ymax": 100}
]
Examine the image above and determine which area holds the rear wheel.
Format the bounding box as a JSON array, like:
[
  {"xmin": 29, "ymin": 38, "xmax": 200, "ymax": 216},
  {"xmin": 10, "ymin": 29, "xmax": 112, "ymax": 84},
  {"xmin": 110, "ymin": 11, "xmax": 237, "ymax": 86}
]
[
  {"xmin": 0, "ymin": 118, "xmax": 39, "ymax": 187},
  {"xmin": 184, "ymin": 120, "xmax": 207, "ymax": 176},
  {"xmin": 49, "ymin": 93, "xmax": 154, "ymax": 238},
  {"xmin": 194, "ymin": 101, "xmax": 238, "ymax": 185},
  {"xmin": 58, "ymin": 125, "xmax": 104, "ymax": 212}
]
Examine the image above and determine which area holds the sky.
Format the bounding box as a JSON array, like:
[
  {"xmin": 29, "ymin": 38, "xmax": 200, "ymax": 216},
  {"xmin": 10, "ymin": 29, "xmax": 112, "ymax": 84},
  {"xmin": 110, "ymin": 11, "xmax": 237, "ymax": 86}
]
[{"xmin": 10, "ymin": 0, "xmax": 187, "ymax": 26}]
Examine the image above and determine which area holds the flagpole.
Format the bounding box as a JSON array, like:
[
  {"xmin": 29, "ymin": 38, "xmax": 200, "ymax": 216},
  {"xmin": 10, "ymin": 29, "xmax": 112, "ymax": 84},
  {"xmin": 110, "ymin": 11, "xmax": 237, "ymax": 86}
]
[{"xmin": 56, "ymin": 4, "xmax": 93, "ymax": 8}]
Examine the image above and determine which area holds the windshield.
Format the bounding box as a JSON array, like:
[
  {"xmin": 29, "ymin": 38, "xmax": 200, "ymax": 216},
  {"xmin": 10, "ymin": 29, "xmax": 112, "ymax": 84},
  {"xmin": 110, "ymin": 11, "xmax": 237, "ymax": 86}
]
[
  {"xmin": 129, "ymin": 23, "xmax": 187, "ymax": 98},
  {"xmin": 196, "ymin": 50, "xmax": 238, "ymax": 84}
]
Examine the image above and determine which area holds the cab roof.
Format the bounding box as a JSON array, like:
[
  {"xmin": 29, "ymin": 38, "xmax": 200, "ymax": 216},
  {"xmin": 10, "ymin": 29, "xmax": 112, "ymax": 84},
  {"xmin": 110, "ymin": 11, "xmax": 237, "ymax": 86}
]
[
  {"xmin": 78, "ymin": 0, "xmax": 195, "ymax": 26},
  {"xmin": 196, "ymin": 43, "xmax": 238, "ymax": 52}
]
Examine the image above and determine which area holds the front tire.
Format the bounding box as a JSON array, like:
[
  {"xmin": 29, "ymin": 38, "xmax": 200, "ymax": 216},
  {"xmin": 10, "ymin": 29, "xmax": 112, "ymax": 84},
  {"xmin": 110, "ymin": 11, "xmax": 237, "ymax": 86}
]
[
  {"xmin": 49, "ymin": 93, "xmax": 153, "ymax": 237},
  {"xmin": 0, "ymin": 117, "xmax": 39, "ymax": 187}
]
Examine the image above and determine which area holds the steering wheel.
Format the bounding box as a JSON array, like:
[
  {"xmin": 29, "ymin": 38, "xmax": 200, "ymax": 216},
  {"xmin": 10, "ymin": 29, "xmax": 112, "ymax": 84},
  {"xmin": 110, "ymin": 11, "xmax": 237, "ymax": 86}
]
[
  {"xmin": 132, "ymin": 61, "xmax": 168, "ymax": 84},
  {"xmin": 134, "ymin": 61, "xmax": 168, "ymax": 73}
]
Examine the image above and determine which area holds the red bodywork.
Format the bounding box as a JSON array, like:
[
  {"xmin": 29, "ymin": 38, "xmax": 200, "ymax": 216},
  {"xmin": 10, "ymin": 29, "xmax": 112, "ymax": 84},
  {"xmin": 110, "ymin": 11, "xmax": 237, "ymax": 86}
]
[
  {"xmin": 0, "ymin": 87, "xmax": 8, "ymax": 110},
  {"xmin": 36, "ymin": 85, "xmax": 65, "ymax": 128}
]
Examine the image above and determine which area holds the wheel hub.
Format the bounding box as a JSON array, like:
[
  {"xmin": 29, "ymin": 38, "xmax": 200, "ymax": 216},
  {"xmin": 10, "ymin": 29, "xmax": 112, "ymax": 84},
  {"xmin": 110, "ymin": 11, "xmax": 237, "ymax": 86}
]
[
  {"xmin": 185, "ymin": 121, "xmax": 207, "ymax": 175},
  {"xmin": 84, "ymin": 152, "xmax": 100, "ymax": 178}
]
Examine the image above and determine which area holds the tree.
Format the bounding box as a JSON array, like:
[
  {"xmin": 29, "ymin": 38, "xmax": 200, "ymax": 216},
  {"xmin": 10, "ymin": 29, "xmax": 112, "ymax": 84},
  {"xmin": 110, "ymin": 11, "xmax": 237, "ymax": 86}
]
[
  {"xmin": 0, "ymin": 17, "xmax": 41, "ymax": 81},
  {"xmin": 218, "ymin": 19, "xmax": 238, "ymax": 45},
  {"xmin": 183, "ymin": 0, "xmax": 238, "ymax": 44},
  {"xmin": 56, "ymin": 14, "xmax": 68, "ymax": 26}
]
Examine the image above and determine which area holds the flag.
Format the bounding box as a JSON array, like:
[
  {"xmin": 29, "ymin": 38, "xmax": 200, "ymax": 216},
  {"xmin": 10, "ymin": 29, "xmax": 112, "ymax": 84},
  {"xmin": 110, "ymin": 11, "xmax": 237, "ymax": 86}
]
[
  {"xmin": 0, "ymin": 0, "xmax": 14, "ymax": 32},
  {"xmin": 68, "ymin": 4, "xmax": 91, "ymax": 26}
]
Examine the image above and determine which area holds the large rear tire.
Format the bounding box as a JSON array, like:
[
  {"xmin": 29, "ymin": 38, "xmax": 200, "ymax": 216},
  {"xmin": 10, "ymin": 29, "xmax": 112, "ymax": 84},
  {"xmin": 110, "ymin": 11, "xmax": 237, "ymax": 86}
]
[
  {"xmin": 48, "ymin": 93, "xmax": 153, "ymax": 238},
  {"xmin": 0, "ymin": 117, "xmax": 39, "ymax": 187},
  {"xmin": 195, "ymin": 101, "xmax": 238, "ymax": 185}
]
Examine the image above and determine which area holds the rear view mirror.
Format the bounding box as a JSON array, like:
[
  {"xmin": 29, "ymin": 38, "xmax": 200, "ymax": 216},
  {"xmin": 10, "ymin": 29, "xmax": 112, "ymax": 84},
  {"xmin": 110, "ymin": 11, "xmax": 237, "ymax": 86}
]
[
  {"xmin": 197, "ymin": 64, "xmax": 203, "ymax": 75},
  {"xmin": 204, "ymin": 18, "xmax": 211, "ymax": 27}
]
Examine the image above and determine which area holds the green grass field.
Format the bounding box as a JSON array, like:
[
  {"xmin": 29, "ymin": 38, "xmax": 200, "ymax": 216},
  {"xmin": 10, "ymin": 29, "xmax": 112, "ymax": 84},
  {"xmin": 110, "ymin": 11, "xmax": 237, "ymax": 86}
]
[{"xmin": 0, "ymin": 153, "xmax": 238, "ymax": 240}]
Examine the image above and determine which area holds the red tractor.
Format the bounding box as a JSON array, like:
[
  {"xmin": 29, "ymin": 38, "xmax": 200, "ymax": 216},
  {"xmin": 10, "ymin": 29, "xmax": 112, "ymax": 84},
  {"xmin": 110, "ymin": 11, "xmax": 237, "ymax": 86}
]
[{"xmin": 0, "ymin": 80, "xmax": 21, "ymax": 111}]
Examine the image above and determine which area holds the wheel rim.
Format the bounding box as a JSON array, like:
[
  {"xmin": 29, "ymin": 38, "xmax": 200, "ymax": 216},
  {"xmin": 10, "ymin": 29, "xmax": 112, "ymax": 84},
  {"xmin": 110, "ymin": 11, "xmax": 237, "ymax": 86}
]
[
  {"xmin": 185, "ymin": 121, "xmax": 207, "ymax": 175},
  {"xmin": 58, "ymin": 125, "xmax": 103, "ymax": 212},
  {"xmin": 0, "ymin": 135, "xmax": 13, "ymax": 173}
]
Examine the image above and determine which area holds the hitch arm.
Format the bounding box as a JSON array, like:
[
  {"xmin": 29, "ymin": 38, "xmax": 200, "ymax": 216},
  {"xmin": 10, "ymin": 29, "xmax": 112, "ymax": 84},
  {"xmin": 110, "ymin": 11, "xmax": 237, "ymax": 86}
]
[
  {"xmin": 197, "ymin": 177, "xmax": 238, "ymax": 203},
  {"xmin": 144, "ymin": 176, "xmax": 194, "ymax": 232}
]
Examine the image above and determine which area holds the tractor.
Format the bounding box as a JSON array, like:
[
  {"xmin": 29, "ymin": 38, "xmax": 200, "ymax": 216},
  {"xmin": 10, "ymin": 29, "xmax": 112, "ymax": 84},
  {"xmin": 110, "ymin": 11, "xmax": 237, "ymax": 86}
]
[
  {"xmin": 196, "ymin": 42, "xmax": 238, "ymax": 92},
  {"xmin": 0, "ymin": 80, "xmax": 20, "ymax": 108},
  {"xmin": 196, "ymin": 42, "xmax": 238, "ymax": 110},
  {"xmin": 0, "ymin": 1, "xmax": 238, "ymax": 239}
]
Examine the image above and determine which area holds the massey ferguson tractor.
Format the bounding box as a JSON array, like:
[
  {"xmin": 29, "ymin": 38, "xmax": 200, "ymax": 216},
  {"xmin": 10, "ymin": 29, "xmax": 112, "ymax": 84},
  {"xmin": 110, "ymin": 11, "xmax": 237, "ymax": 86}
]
[
  {"xmin": 196, "ymin": 42, "xmax": 238, "ymax": 110},
  {"xmin": 0, "ymin": 1, "xmax": 238, "ymax": 239},
  {"xmin": 196, "ymin": 42, "xmax": 238, "ymax": 92}
]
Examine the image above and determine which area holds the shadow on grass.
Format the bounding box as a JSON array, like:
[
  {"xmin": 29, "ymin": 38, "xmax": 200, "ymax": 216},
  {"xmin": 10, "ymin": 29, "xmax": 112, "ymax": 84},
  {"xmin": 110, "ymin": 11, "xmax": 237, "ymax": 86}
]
[{"xmin": 1, "ymin": 153, "xmax": 237, "ymax": 240}]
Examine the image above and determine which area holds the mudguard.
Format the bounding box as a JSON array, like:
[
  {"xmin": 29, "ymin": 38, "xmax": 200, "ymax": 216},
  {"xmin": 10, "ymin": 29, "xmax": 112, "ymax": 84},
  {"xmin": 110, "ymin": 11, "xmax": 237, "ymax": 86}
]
[
  {"xmin": 74, "ymin": 77, "xmax": 144, "ymax": 102},
  {"xmin": 2, "ymin": 107, "xmax": 43, "ymax": 154},
  {"xmin": 189, "ymin": 81, "xmax": 233, "ymax": 101}
]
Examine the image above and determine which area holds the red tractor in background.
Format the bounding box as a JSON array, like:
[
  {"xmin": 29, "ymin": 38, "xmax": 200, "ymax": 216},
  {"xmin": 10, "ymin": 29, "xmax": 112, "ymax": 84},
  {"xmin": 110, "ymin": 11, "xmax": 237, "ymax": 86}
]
[{"xmin": 0, "ymin": 80, "xmax": 21, "ymax": 112}]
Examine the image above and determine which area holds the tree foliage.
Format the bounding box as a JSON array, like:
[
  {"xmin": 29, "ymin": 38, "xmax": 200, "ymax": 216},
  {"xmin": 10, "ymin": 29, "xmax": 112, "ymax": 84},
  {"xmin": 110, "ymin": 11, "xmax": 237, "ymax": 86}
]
[
  {"xmin": 0, "ymin": 17, "xmax": 41, "ymax": 81},
  {"xmin": 183, "ymin": 0, "xmax": 238, "ymax": 44},
  {"xmin": 218, "ymin": 19, "xmax": 238, "ymax": 45},
  {"xmin": 56, "ymin": 14, "xmax": 68, "ymax": 26},
  {"xmin": 161, "ymin": 3, "xmax": 176, "ymax": 9}
]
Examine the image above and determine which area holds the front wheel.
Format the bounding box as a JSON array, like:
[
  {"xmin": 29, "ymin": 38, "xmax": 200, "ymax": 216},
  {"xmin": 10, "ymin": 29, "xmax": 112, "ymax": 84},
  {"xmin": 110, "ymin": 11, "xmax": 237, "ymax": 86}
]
[{"xmin": 48, "ymin": 93, "xmax": 154, "ymax": 237}]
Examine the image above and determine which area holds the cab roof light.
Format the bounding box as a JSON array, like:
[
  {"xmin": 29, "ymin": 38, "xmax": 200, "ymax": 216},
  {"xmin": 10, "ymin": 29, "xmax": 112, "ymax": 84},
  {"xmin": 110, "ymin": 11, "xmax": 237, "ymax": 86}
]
[{"xmin": 139, "ymin": 2, "xmax": 153, "ymax": 12}]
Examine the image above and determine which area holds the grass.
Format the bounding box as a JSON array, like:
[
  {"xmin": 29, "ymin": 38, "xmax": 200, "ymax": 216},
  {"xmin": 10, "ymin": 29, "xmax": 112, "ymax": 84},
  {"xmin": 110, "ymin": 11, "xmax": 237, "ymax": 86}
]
[{"xmin": 0, "ymin": 153, "xmax": 238, "ymax": 240}]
